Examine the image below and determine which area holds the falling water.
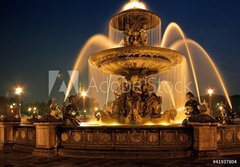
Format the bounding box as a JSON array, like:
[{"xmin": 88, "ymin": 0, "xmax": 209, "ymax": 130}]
[
  {"xmin": 161, "ymin": 23, "xmax": 201, "ymax": 103},
  {"xmin": 65, "ymin": 34, "xmax": 115, "ymax": 101},
  {"xmin": 171, "ymin": 39, "xmax": 232, "ymax": 109},
  {"xmin": 158, "ymin": 57, "xmax": 189, "ymax": 110},
  {"xmin": 66, "ymin": 1, "xmax": 232, "ymax": 124},
  {"xmin": 156, "ymin": 80, "xmax": 176, "ymax": 111}
]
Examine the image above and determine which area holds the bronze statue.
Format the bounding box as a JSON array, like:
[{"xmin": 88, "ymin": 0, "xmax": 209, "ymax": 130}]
[{"xmin": 63, "ymin": 96, "xmax": 81, "ymax": 126}]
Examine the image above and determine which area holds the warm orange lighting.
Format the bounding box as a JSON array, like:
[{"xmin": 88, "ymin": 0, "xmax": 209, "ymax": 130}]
[
  {"xmin": 159, "ymin": 122, "xmax": 169, "ymax": 126},
  {"xmin": 81, "ymin": 90, "xmax": 87, "ymax": 98},
  {"xmin": 144, "ymin": 122, "xmax": 154, "ymax": 126},
  {"xmin": 94, "ymin": 107, "xmax": 98, "ymax": 111},
  {"xmin": 162, "ymin": 23, "xmax": 201, "ymax": 103},
  {"xmin": 170, "ymin": 38, "xmax": 233, "ymax": 109},
  {"xmin": 208, "ymin": 88, "xmax": 214, "ymax": 96},
  {"xmin": 122, "ymin": 0, "xmax": 147, "ymax": 11},
  {"xmin": 219, "ymin": 106, "xmax": 223, "ymax": 111},
  {"xmin": 65, "ymin": 34, "xmax": 115, "ymax": 101},
  {"xmin": 15, "ymin": 87, "xmax": 23, "ymax": 95}
]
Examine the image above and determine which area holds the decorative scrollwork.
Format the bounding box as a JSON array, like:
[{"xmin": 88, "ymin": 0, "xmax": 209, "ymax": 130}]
[
  {"xmin": 99, "ymin": 133, "xmax": 111, "ymax": 144},
  {"xmin": 131, "ymin": 132, "xmax": 143, "ymax": 144},
  {"xmin": 115, "ymin": 133, "xmax": 128, "ymax": 144}
]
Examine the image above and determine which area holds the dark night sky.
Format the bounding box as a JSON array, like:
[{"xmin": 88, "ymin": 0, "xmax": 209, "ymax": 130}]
[{"xmin": 0, "ymin": 0, "xmax": 240, "ymax": 103}]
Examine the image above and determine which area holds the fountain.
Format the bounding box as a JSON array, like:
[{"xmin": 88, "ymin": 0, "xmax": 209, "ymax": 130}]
[
  {"xmin": 89, "ymin": 7, "xmax": 183, "ymax": 124},
  {"xmin": 1, "ymin": 0, "xmax": 240, "ymax": 160},
  {"xmin": 64, "ymin": 0, "xmax": 232, "ymax": 126}
]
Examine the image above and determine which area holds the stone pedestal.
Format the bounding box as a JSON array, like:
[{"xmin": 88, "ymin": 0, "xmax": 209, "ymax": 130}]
[
  {"xmin": 0, "ymin": 122, "xmax": 20, "ymax": 152},
  {"xmin": 189, "ymin": 122, "xmax": 220, "ymax": 159},
  {"xmin": 33, "ymin": 122, "xmax": 62, "ymax": 157}
]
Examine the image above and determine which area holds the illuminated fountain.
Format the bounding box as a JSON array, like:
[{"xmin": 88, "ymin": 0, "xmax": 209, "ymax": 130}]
[
  {"xmin": 2, "ymin": 0, "xmax": 239, "ymax": 160},
  {"xmin": 65, "ymin": 0, "xmax": 232, "ymax": 125}
]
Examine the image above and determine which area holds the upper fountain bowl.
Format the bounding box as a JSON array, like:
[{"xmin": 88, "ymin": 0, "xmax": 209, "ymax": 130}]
[
  {"xmin": 110, "ymin": 9, "xmax": 161, "ymax": 31},
  {"xmin": 89, "ymin": 46, "xmax": 184, "ymax": 77}
]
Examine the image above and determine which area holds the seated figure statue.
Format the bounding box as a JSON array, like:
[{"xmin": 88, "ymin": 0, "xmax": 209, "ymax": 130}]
[
  {"xmin": 190, "ymin": 104, "xmax": 217, "ymax": 123},
  {"xmin": 64, "ymin": 96, "xmax": 81, "ymax": 126},
  {"xmin": 182, "ymin": 92, "xmax": 200, "ymax": 125}
]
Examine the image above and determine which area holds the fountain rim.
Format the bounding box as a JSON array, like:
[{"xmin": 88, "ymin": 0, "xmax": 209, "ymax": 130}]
[
  {"xmin": 88, "ymin": 46, "xmax": 184, "ymax": 76},
  {"xmin": 109, "ymin": 8, "xmax": 161, "ymax": 31}
]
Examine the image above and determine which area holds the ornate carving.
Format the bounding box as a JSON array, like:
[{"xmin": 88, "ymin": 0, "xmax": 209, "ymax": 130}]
[
  {"xmin": 21, "ymin": 130, "xmax": 26, "ymax": 139},
  {"xmin": 72, "ymin": 132, "xmax": 81, "ymax": 142},
  {"xmin": 217, "ymin": 131, "xmax": 222, "ymax": 143},
  {"xmin": 178, "ymin": 133, "xmax": 189, "ymax": 143},
  {"xmin": 61, "ymin": 132, "xmax": 69, "ymax": 142},
  {"xmin": 147, "ymin": 133, "xmax": 159, "ymax": 145},
  {"xmin": 89, "ymin": 46, "xmax": 183, "ymax": 77},
  {"xmin": 131, "ymin": 131, "xmax": 143, "ymax": 144},
  {"xmin": 163, "ymin": 132, "xmax": 174, "ymax": 144},
  {"xmin": 85, "ymin": 132, "xmax": 98, "ymax": 144},
  {"xmin": 99, "ymin": 133, "xmax": 111, "ymax": 145},
  {"xmin": 225, "ymin": 131, "xmax": 234, "ymax": 142},
  {"xmin": 115, "ymin": 133, "xmax": 128, "ymax": 145},
  {"xmin": 85, "ymin": 132, "xmax": 93, "ymax": 143}
]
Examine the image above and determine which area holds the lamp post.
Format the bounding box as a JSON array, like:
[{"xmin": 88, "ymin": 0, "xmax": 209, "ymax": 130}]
[
  {"xmin": 208, "ymin": 87, "xmax": 214, "ymax": 116},
  {"xmin": 15, "ymin": 85, "xmax": 23, "ymax": 117}
]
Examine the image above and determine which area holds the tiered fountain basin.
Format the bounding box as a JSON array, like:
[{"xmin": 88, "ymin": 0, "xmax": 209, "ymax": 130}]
[{"xmin": 89, "ymin": 46, "xmax": 183, "ymax": 76}]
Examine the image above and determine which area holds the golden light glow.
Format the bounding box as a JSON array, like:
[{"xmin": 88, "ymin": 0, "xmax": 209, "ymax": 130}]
[
  {"xmin": 144, "ymin": 122, "xmax": 155, "ymax": 126},
  {"xmin": 65, "ymin": 34, "xmax": 115, "ymax": 101},
  {"xmin": 159, "ymin": 122, "xmax": 170, "ymax": 126},
  {"xmin": 171, "ymin": 120, "xmax": 183, "ymax": 124},
  {"xmin": 219, "ymin": 106, "xmax": 223, "ymax": 111},
  {"xmin": 81, "ymin": 90, "xmax": 87, "ymax": 98},
  {"xmin": 169, "ymin": 38, "xmax": 233, "ymax": 109},
  {"xmin": 208, "ymin": 88, "xmax": 214, "ymax": 96},
  {"xmin": 10, "ymin": 105, "xmax": 13, "ymax": 109},
  {"xmin": 122, "ymin": 0, "xmax": 147, "ymax": 11},
  {"xmin": 15, "ymin": 87, "xmax": 23, "ymax": 95},
  {"xmin": 28, "ymin": 107, "xmax": 32, "ymax": 112},
  {"xmin": 186, "ymin": 39, "xmax": 232, "ymax": 109},
  {"xmin": 177, "ymin": 107, "xmax": 185, "ymax": 112},
  {"xmin": 161, "ymin": 23, "xmax": 201, "ymax": 103},
  {"xmin": 94, "ymin": 107, "xmax": 98, "ymax": 111}
]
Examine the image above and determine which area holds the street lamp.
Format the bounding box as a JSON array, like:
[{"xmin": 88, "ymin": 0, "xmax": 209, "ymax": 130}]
[
  {"xmin": 15, "ymin": 85, "xmax": 23, "ymax": 117},
  {"xmin": 208, "ymin": 87, "xmax": 214, "ymax": 115}
]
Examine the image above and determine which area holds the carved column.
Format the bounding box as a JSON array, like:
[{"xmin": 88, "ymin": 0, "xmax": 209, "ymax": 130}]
[
  {"xmin": 0, "ymin": 122, "xmax": 20, "ymax": 152},
  {"xmin": 189, "ymin": 122, "xmax": 220, "ymax": 159},
  {"xmin": 33, "ymin": 122, "xmax": 62, "ymax": 157}
]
